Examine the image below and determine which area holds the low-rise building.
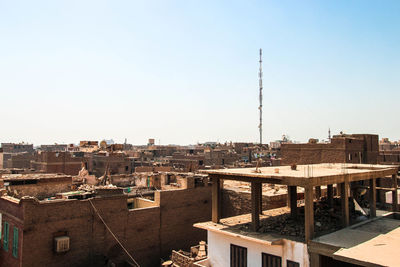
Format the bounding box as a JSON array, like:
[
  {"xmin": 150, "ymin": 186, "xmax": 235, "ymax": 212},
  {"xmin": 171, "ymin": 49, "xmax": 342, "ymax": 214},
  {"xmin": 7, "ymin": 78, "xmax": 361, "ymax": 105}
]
[
  {"xmin": 0, "ymin": 173, "xmax": 212, "ymax": 267},
  {"xmin": 281, "ymin": 134, "xmax": 379, "ymax": 165},
  {"xmin": 192, "ymin": 163, "xmax": 398, "ymax": 267}
]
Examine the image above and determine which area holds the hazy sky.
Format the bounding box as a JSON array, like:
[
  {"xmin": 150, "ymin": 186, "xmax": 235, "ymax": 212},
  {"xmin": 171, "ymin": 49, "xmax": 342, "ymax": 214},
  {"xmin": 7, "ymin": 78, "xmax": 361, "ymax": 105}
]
[{"xmin": 1, "ymin": 1, "xmax": 399, "ymax": 145}]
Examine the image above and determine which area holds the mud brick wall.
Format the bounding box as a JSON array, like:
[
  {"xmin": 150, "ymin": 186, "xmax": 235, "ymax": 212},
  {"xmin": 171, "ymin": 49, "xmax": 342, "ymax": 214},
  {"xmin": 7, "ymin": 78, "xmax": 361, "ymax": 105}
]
[
  {"xmin": 156, "ymin": 185, "xmax": 212, "ymax": 258},
  {"xmin": 0, "ymin": 197, "xmax": 23, "ymax": 267},
  {"xmin": 7, "ymin": 177, "xmax": 72, "ymax": 199},
  {"xmin": 0, "ymin": 184, "xmax": 213, "ymax": 267}
]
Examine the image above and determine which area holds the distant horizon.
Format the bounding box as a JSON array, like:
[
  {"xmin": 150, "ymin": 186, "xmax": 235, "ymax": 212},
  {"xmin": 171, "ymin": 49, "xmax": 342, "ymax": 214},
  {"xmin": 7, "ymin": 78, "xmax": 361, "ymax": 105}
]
[
  {"xmin": 1, "ymin": 1, "xmax": 399, "ymax": 145},
  {"xmin": 1, "ymin": 130, "xmax": 396, "ymax": 147}
]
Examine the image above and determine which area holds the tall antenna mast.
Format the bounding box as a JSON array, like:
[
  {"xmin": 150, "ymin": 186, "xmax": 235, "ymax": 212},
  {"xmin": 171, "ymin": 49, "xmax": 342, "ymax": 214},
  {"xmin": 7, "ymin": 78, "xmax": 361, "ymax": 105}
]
[
  {"xmin": 328, "ymin": 128, "xmax": 331, "ymax": 142},
  {"xmin": 258, "ymin": 49, "xmax": 263, "ymax": 146}
]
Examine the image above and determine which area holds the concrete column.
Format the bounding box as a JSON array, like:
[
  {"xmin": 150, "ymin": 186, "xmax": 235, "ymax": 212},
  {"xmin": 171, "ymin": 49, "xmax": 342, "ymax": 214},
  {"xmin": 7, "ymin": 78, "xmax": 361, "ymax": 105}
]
[
  {"xmin": 259, "ymin": 183, "xmax": 263, "ymax": 214},
  {"xmin": 305, "ymin": 185, "xmax": 314, "ymax": 242},
  {"xmin": 310, "ymin": 253, "xmax": 320, "ymax": 267},
  {"xmin": 369, "ymin": 178, "xmax": 376, "ymax": 218},
  {"xmin": 327, "ymin": 184, "xmax": 334, "ymax": 208},
  {"xmin": 288, "ymin": 186, "xmax": 298, "ymax": 219},
  {"xmin": 315, "ymin": 186, "xmax": 322, "ymax": 200},
  {"xmin": 340, "ymin": 182, "xmax": 349, "ymax": 227},
  {"xmin": 251, "ymin": 181, "xmax": 262, "ymax": 231},
  {"xmin": 392, "ymin": 174, "xmax": 398, "ymax": 212},
  {"xmin": 211, "ymin": 176, "xmax": 221, "ymax": 223}
]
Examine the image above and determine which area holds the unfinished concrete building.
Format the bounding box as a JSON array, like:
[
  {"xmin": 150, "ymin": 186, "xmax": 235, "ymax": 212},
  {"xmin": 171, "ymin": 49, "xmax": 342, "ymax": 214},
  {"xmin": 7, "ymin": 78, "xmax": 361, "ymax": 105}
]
[{"xmin": 193, "ymin": 163, "xmax": 399, "ymax": 267}]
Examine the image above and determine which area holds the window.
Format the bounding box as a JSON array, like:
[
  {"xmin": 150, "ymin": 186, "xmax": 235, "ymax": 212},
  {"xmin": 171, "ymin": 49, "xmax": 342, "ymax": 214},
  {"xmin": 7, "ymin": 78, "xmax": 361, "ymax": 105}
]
[
  {"xmin": 262, "ymin": 253, "xmax": 281, "ymax": 267},
  {"xmin": 230, "ymin": 244, "xmax": 247, "ymax": 267},
  {"xmin": 12, "ymin": 227, "xmax": 18, "ymax": 258},
  {"xmin": 287, "ymin": 260, "xmax": 300, "ymax": 267},
  {"xmin": 3, "ymin": 222, "xmax": 9, "ymax": 251}
]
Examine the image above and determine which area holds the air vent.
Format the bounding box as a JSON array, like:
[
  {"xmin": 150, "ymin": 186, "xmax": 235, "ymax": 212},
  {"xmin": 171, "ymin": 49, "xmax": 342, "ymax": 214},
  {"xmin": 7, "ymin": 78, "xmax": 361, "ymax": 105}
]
[{"xmin": 54, "ymin": 236, "xmax": 70, "ymax": 253}]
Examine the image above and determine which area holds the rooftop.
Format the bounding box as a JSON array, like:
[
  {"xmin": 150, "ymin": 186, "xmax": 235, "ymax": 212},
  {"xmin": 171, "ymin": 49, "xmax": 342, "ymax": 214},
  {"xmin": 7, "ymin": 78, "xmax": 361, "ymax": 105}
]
[
  {"xmin": 310, "ymin": 213, "xmax": 400, "ymax": 266},
  {"xmin": 1, "ymin": 173, "xmax": 71, "ymax": 181},
  {"xmin": 195, "ymin": 197, "xmax": 357, "ymax": 244},
  {"xmin": 202, "ymin": 163, "xmax": 398, "ymax": 186}
]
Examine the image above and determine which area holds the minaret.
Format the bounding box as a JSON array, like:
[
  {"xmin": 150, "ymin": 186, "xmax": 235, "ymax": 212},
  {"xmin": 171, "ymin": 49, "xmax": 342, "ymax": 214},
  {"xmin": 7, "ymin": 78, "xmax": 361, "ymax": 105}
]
[{"xmin": 258, "ymin": 49, "xmax": 263, "ymax": 146}]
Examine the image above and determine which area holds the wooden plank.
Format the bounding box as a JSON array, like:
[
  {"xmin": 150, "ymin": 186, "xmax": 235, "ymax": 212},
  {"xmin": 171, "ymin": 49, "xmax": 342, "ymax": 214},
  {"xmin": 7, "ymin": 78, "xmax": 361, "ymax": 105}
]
[
  {"xmin": 288, "ymin": 186, "xmax": 297, "ymax": 219},
  {"xmin": 369, "ymin": 178, "xmax": 376, "ymax": 218},
  {"xmin": 251, "ymin": 181, "xmax": 261, "ymax": 231},
  {"xmin": 392, "ymin": 174, "xmax": 398, "ymax": 212},
  {"xmin": 211, "ymin": 176, "xmax": 220, "ymax": 223},
  {"xmin": 304, "ymin": 185, "xmax": 314, "ymax": 243},
  {"xmin": 327, "ymin": 184, "xmax": 334, "ymax": 208},
  {"xmin": 340, "ymin": 182, "xmax": 349, "ymax": 227}
]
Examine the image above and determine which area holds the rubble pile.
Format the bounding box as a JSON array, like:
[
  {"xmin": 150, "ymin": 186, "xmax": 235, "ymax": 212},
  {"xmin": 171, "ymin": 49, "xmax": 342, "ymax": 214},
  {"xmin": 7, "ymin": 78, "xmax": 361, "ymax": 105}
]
[{"xmin": 242, "ymin": 198, "xmax": 364, "ymax": 238}]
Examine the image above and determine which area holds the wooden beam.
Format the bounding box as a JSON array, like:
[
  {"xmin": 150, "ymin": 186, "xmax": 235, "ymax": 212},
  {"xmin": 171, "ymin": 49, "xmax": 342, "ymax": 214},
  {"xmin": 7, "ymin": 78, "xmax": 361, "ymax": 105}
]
[
  {"xmin": 251, "ymin": 182, "xmax": 262, "ymax": 231},
  {"xmin": 369, "ymin": 178, "xmax": 376, "ymax": 218},
  {"xmin": 340, "ymin": 182, "xmax": 349, "ymax": 227},
  {"xmin": 288, "ymin": 186, "xmax": 298, "ymax": 219},
  {"xmin": 211, "ymin": 176, "xmax": 221, "ymax": 223},
  {"xmin": 315, "ymin": 186, "xmax": 322, "ymax": 200},
  {"xmin": 327, "ymin": 184, "xmax": 334, "ymax": 208},
  {"xmin": 304, "ymin": 185, "xmax": 314, "ymax": 243},
  {"xmin": 392, "ymin": 174, "xmax": 398, "ymax": 212}
]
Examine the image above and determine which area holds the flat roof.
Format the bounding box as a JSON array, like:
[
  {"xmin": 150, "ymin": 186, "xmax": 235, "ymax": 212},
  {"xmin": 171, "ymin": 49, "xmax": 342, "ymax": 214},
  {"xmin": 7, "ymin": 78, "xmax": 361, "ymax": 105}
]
[
  {"xmin": 201, "ymin": 163, "xmax": 398, "ymax": 186},
  {"xmin": 195, "ymin": 210, "xmax": 297, "ymax": 245},
  {"xmin": 311, "ymin": 214, "xmax": 400, "ymax": 266},
  {"xmin": 1, "ymin": 173, "xmax": 71, "ymax": 181}
]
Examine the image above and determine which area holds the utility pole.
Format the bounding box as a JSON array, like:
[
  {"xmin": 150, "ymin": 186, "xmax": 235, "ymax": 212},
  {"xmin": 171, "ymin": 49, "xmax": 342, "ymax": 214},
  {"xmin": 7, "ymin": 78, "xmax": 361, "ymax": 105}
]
[{"xmin": 258, "ymin": 48, "xmax": 263, "ymax": 146}]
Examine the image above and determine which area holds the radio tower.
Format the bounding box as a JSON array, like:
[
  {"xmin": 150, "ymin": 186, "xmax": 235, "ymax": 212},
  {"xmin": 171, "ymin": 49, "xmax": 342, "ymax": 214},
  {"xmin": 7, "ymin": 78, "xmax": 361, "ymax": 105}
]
[{"xmin": 258, "ymin": 49, "xmax": 263, "ymax": 146}]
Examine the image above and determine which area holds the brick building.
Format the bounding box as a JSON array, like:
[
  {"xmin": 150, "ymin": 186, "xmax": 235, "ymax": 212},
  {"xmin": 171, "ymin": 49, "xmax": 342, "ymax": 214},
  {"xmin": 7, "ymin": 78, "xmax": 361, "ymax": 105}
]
[
  {"xmin": 5, "ymin": 153, "xmax": 33, "ymax": 169},
  {"xmin": 31, "ymin": 151, "xmax": 84, "ymax": 175},
  {"xmin": 38, "ymin": 144, "xmax": 68, "ymax": 152},
  {"xmin": 1, "ymin": 143, "xmax": 34, "ymax": 154},
  {"xmin": 0, "ymin": 176, "xmax": 211, "ymax": 267},
  {"xmin": 281, "ymin": 134, "xmax": 379, "ymax": 165},
  {"xmin": 0, "ymin": 143, "xmax": 34, "ymax": 170},
  {"xmin": 1, "ymin": 174, "xmax": 72, "ymax": 200},
  {"xmin": 91, "ymin": 153, "xmax": 132, "ymax": 177}
]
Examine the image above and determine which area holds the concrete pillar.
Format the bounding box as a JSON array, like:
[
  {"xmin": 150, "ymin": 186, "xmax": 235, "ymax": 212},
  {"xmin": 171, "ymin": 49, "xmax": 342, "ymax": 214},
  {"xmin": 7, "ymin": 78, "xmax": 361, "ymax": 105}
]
[
  {"xmin": 305, "ymin": 185, "xmax": 314, "ymax": 242},
  {"xmin": 288, "ymin": 186, "xmax": 297, "ymax": 219},
  {"xmin": 340, "ymin": 182, "xmax": 349, "ymax": 227},
  {"xmin": 327, "ymin": 184, "xmax": 334, "ymax": 208},
  {"xmin": 251, "ymin": 182, "xmax": 262, "ymax": 231},
  {"xmin": 369, "ymin": 178, "xmax": 376, "ymax": 218},
  {"xmin": 211, "ymin": 176, "xmax": 221, "ymax": 223}
]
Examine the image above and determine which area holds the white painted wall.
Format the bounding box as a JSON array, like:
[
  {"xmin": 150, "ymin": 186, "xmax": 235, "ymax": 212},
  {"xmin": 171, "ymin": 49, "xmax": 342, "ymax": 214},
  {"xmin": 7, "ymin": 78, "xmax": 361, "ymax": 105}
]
[{"xmin": 207, "ymin": 230, "xmax": 309, "ymax": 267}]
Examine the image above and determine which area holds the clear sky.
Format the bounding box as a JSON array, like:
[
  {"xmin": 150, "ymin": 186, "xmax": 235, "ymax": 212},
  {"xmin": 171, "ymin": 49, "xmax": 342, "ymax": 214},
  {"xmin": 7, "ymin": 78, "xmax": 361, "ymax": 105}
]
[{"xmin": 1, "ymin": 1, "xmax": 399, "ymax": 145}]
